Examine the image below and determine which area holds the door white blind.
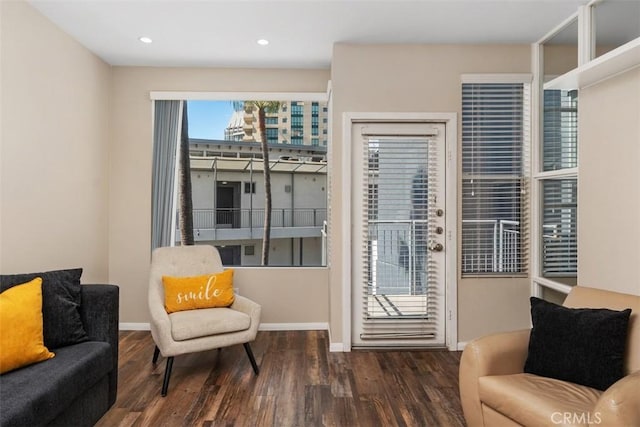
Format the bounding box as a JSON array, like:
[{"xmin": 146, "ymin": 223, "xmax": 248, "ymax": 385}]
[
  {"xmin": 542, "ymin": 179, "xmax": 577, "ymax": 276},
  {"xmin": 543, "ymin": 90, "xmax": 578, "ymax": 171},
  {"xmin": 461, "ymin": 83, "xmax": 530, "ymax": 275},
  {"xmin": 360, "ymin": 136, "xmax": 438, "ymax": 340}
]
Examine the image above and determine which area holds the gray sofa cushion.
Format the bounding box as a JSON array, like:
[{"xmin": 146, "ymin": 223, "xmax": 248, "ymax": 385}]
[
  {"xmin": 0, "ymin": 269, "xmax": 89, "ymax": 348},
  {"xmin": 0, "ymin": 341, "xmax": 112, "ymax": 427}
]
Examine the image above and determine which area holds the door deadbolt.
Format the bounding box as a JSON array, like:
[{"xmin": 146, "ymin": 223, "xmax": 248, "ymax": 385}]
[{"xmin": 429, "ymin": 242, "xmax": 444, "ymax": 252}]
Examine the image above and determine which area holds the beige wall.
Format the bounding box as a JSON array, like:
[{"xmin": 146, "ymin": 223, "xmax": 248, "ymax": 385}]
[
  {"xmin": 110, "ymin": 67, "xmax": 330, "ymax": 323},
  {"xmin": 234, "ymin": 268, "xmax": 328, "ymax": 323},
  {"xmin": 330, "ymin": 44, "xmax": 533, "ymax": 345},
  {"xmin": 0, "ymin": 1, "xmax": 111, "ymax": 282},
  {"xmin": 578, "ymin": 67, "xmax": 640, "ymax": 296}
]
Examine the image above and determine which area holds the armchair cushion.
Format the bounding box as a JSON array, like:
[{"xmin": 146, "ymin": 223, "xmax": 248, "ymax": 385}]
[
  {"xmin": 524, "ymin": 297, "xmax": 631, "ymax": 390},
  {"xmin": 170, "ymin": 307, "xmax": 250, "ymax": 341},
  {"xmin": 479, "ymin": 373, "xmax": 601, "ymax": 426}
]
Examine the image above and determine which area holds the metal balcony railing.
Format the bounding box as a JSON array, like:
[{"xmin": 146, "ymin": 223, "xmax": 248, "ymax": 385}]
[
  {"xmin": 366, "ymin": 219, "xmax": 430, "ymax": 297},
  {"xmin": 184, "ymin": 208, "xmax": 327, "ymax": 230},
  {"xmin": 461, "ymin": 219, "xmax": 521, "ymax": 274}
]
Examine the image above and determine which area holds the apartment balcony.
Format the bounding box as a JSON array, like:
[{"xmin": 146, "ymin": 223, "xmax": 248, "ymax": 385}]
[{"xmin": 177, "ymin": 208, "xmax": 327, "ymax": 241}]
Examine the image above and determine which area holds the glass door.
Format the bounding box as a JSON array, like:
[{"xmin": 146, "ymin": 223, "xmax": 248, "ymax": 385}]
[{"xmin": 351, "ymin": 122, "xmax": 447, "ymax": 347}]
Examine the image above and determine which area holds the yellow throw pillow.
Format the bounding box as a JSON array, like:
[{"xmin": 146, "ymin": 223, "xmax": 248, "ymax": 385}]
[
  {"xmin": 0, "ymin": 278, "xmax": 55, "ymax": 374},
  {"xmin": 163, "ymin": 269, "xmax": 235, "ymax": 313}
]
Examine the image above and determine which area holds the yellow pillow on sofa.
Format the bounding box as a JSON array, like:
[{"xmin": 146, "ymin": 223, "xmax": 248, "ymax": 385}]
[
  {"xmin": 163, "ymin": 269, "xmax": 235, "ymax": 313},
  {"xmin": 0, "ymin": 278, "xmax": 55, "ymax": 374}
]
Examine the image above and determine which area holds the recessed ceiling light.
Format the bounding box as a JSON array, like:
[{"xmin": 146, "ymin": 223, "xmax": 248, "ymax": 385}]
[
  {"xmin": 139, "ymin": 36, "xmax": 153, "ymax": 44},
  {"xmin": 257, "ymin": 39, "xmax": 269, "ymax": 46}
]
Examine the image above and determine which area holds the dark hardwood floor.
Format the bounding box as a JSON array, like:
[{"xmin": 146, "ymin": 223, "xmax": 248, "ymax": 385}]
[{"xmin": 96, "ymin": 330, "xmax": 466, "ymax": 427}]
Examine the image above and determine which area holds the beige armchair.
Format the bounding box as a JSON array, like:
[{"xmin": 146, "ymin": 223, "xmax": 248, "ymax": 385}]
[
  {"xmin": 460, "ymin": 286, "xmax": 639, "ymax": 427},
  {"xmin": 148, "ymin": 245, "xmax": 261, "ymax": 396}
]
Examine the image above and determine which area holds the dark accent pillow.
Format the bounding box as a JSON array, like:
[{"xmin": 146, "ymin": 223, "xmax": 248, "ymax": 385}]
[
  {"xmin": 0, "ymin": 268, "xmax": 89, "ymax": 349},
  {"xmin": 524, "ymin": 296, "xmax": 631, "ymax": 391}
]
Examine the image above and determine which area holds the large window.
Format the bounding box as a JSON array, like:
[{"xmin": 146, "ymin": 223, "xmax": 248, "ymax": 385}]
[
  {"xmin": 151, "ymin": 96, "xmax": 329, "ymax": 267},
  {"xmin": 461, "ymin": 79, "xmax": 531, "ymax": 275}
]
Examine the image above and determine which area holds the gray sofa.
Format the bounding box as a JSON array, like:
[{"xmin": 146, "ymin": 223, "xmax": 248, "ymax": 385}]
[{"xmin": 0, "ymin": 284, "xmax": 119, "ymax": 427}]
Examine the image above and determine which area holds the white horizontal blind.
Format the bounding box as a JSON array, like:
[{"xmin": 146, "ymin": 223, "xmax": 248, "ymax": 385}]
[
  {"xmin": 543, "ymin": 90, "xmax": 578, "ymax": 171},
  {"xmin": 542, "ymin": 179, "xmax": 577, "ymax": 276},
  {"xmin": 360, "ymin": 136, "xmax": 438, "ymax": 340},
  {"xmin": 461, "ymin": 82, "xmax": 530, "ymax": 275}
]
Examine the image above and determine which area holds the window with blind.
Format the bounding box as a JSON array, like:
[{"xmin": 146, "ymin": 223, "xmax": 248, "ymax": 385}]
[
  {"xmin": 540, "ymin": 89, "xmax": 578, "ymax": 280},
  {"xmin": 461, "ymin": 81, "xmax": 530, "ymax": 275},
  {"xmin": 542, "ymin": 179, "xmax": 577, "ymax": 276}
]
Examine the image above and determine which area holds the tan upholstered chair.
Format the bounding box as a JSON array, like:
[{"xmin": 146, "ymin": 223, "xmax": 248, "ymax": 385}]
[
  {"xmin": 459, "ymin": 286, "xmax": 640, "ymax": 427},
  {"xmin": 148, "ymin": 245, "xmax": 261, "ymax": 396}
]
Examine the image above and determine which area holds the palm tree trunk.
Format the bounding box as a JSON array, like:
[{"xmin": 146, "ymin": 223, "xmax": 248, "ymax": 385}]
[
  {"xmin": 258, "ymin": 106, "xmax": 271, "ymax": 265},
  {"xmin": 179, "ymin": 101, "xmax": 194, "ymax": 246}
]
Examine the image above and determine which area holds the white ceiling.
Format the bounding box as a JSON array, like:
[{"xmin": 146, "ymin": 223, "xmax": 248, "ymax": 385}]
[{"xmin": 28, "ymin": 0, "xmax": 590, "ymax": 69}]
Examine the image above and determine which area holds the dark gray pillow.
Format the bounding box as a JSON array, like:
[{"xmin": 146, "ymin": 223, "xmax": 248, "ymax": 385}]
[
  {"xmin": 0, "ymin": 268, "xmax": 88, "ymax": 349},
  {"xmin": 524, "ymin": 297, "xmax": 631, "ymax": 391}
]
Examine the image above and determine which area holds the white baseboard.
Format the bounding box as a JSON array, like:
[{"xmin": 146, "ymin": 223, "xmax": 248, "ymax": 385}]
[
  {"xmin": 327, "ymin": 325, "xmax": 348, "ymax": 352},
  {"xmin": 329, "ymin": 342, "xmax": 345, "ymax": 352},
  {"xmin": 118, "ymin": 323, "xmax": 460, "ymax": 353},
  {"xmin": 119, "ymin": 322, "xmax": 329, "ymax": 332},
  {"xmin": 258, "ymin": 322, "xmax": 328, "ymax": 331},
  {"xmin": 119, "ymin": 322, "xmax": 150, "ymax": 331}
]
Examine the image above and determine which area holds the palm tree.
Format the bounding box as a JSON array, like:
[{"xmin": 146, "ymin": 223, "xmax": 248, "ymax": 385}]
[
  {"xmin": 179, "ymin": 100, "xmax": 194, "ymax": 245},
  {"xmin": 244, "ymin": 100, "xmax": 281, "ymax": 265}
]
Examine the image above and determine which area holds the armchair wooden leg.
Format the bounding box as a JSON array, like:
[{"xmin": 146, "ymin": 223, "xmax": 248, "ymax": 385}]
[
  {"xmin": 152, "ymin": 346, "xmax": 160, "ymax": 364},
  {"xmin": 161, "ymin": 357, "xmax": 174, "ymax": 397},
  {"xmin": 243, "ymin": 343, "xmax": 259, "ymax": 375}
]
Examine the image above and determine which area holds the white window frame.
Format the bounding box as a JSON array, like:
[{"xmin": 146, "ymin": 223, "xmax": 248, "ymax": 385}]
[
  {"xmin": 531, "ymin": 0, "xmax": 640, "ymax": 297},
  {"xmin": 532, "ymin": 11, "xmax": 582, "ymax": 297}
]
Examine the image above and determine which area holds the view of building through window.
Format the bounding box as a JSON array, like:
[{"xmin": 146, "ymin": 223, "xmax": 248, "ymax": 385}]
[{"xmin": 175, "ymin": 100, "xmax": 328, "ymax": 267}]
